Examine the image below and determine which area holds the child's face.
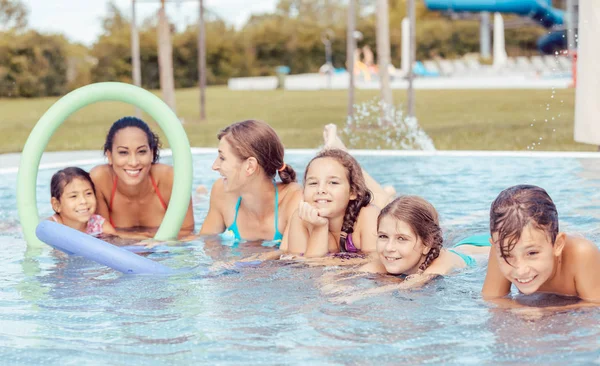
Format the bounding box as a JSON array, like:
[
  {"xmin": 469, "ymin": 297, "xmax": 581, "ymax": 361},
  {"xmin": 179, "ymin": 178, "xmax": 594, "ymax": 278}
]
[
  {"xmin": 493, "ymin": 224, "xmax": 560, "ymax": 295},
  {"xmin": 52, "ymin": 178, "xmax": 96, "ymax": 224},
  {"xmin": 212, "ymin": 137, "xmax": 245, "ymax": 193},
  {"xmin": 303, "ymin": 158, "xmax": 356, "ymax": 218},
  {"xmin": 107, "ymin": 127, "xmax": 153, "ymax": 186},
  {"xmin": 376, "ymin": 215, "xmax": 428, "ymax": 275}
]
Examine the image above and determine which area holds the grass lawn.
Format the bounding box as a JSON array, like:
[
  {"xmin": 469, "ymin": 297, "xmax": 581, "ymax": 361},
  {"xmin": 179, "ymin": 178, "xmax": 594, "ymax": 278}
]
[{"xmin": 0, "ymin": 86, "xmax": 593, "ymax": 154}]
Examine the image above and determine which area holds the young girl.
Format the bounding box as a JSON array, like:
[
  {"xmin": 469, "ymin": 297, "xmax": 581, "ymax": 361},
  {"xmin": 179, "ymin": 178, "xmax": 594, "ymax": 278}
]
[
  {"xmin": 320, "ymin": 196, "xmax": 490, "ymax": 303},
  {"xmin": 360, "ymin": 196, "xmax": 490, "ymax": 284},
  {"xmin": 49, "ymin": 167, "xmax": 116, "ymax": 237},
  {"xmin": 280, "ymin": 149, "xmax": 380, "ymax": 257},
  {"xmin": 482, "ymin": 184, "xmax": 600, "ymax": 304}
]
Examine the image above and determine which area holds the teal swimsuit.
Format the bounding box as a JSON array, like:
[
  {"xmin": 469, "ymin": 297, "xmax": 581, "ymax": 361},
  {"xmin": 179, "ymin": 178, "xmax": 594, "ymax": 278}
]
[
  {"xmin": 449, "ymin": 234, "xmax": 492, "ymax": 268},
  {"xmin": 224, "ymin": 181, "xmax": 283, "ymax": 243}
]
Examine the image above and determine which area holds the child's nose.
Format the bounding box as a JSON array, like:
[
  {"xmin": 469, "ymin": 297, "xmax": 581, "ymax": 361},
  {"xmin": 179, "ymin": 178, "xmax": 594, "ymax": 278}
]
[
  {"xmin": 384, "ymin": 240, "xmax": 395, "ymax": 252},
  {"xmin": 317, "ymin": 183, "xmax": 327, "ymax": 193}
]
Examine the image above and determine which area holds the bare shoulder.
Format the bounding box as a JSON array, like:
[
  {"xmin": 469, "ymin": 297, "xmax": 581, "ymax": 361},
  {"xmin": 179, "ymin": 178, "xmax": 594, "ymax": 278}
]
[
  {"xmin": 89, "ymin": 164, "xmax": 112, "ymax": 179},
  {"xmin": 208, "ymin": 178, "xmax": 237, "ymax": 207},
  {"xmin": 280, "ymin": 182, "xmax": 302, "ymax": 201},
  {"xmin": 279, "ymin": 182, "xmax": 303, "ymax": 212},
  {"xmin": 357, "ymin": 204, "xmax": 380, "ymax": 220},
  {"xmin": 355, "ymin": 204, "xmax": 380, "ymax": 229},
  {"xmin": 150, "ymin": 163, "xmax": 174, "ymax": 181},
  {"xmin": 565, "ymin": 235, "xmax": 600, "ymax": 261},
  {"xmin": 89, "ymin": 165, "xmax": 113, "ymax": 190}
]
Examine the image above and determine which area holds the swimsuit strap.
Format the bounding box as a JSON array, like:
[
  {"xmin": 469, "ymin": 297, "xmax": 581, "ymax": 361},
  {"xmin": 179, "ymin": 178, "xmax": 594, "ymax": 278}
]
[
  {"xmin": 108, "ymin": 173, "xmax": 168, "ymax": 227},
  {"xmin": 233, "ymin": 196, "xmax": 242, "ymax": 223},
  {"xmin": 150, "ymin": 174, "xmax": 168, "ymax": 210}
]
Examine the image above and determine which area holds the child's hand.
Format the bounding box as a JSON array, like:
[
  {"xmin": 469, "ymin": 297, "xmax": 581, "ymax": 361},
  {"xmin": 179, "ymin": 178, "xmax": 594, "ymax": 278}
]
[{"xmin": 298, "ymin": 200, "xmax": 328, "ymax": 227}]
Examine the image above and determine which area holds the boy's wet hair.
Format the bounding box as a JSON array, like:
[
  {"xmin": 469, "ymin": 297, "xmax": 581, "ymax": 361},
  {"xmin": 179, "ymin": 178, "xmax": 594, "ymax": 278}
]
[
  {"xmin": 51, "ymin": 167, "xmax": 96, "ymax": 211},
  {"xmin": 103, "ymin": 116, "xmax": 161, "ymax": 163},
  {"xmin": 304, "ymin": 149, "xmax": 372, "ymax": 252},
  {"xmin": 378, "ymin": 196, "xmax": 443, "ymax": 272},
  {"xmin": 218, "ymin": 119, "xmax": 296, "ymax": 184},
  {"xmin": 489, "ymin": 184, "xmax": 558, "ymax": 262}
]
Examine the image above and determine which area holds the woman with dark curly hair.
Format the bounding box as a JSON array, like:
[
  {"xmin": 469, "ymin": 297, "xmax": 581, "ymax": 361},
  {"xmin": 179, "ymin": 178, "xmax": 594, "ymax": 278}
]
[{"xmin": 90, "ymin": 117, "xmax": 194, "ymax": 237}]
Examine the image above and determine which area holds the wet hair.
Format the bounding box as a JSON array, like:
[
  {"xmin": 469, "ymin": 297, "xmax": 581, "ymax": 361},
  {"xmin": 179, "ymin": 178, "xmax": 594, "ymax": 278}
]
[
  {"xmin": 50, "ymin": 167, "xmax": 96, "ymax": 211},
  {"xmin": 304, "ymin": 149, "xmax": 372, "ymax": 252},
  {"xmin": 378, "ymin": 196, "xmax": 443, "ymax": 272},
  {"xmin": 103, "ymin": 117, "xmax": 161, "ymax": 163},
  {"xmin": 489, "ymin": 184, "xmax": 558, "ymax": 263},
  {"xmin": 217, "ymin": 120, "xmax": 296, "ymax": 183}
]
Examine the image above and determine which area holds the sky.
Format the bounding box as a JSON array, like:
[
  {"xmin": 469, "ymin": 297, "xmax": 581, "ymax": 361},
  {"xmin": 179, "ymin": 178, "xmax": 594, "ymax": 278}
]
[{"xmin": 23, "ymin": 0, "xmax": 278, "ymax": 46}]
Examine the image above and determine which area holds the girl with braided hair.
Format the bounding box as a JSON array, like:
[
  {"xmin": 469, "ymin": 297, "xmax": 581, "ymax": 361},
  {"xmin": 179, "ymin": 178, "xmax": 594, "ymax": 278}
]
[
  {"xmin": 361, "ymin": 196, "xmax": 489, "ymax": 281},
  {"xmin": 280, "ymin": 149, "xmax": 380, "ymax": 257}
]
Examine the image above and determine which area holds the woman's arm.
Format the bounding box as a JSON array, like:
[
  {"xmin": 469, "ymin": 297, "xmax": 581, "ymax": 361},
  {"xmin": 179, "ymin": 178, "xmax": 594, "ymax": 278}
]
[
  {"xmin": 199, "ymin": 180, "xmax": 227, "ymax": 235},
  {"xmin": 179, "ymin": 198, "xmax": 195, "ymax": 236}
]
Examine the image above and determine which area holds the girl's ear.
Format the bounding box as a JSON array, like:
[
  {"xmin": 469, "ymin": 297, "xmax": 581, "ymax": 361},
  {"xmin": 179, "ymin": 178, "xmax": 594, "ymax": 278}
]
[
  {"xmin": 349, "ymin": 190, "xmax": 357, "ymax": 200},
  {"xmin": 553, "ymin": 232, "xmax": 567, "ymax": 257},
  {"xmin": 51, "ymin": 197, "xmax": 61, "ymax": 213},
  {"xmin": 422, "ymin": 245, "xmax": 431, "ymax": 255}
]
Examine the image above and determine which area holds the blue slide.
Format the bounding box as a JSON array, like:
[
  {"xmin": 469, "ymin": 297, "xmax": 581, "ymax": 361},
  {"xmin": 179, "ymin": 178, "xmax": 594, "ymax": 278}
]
[{"xmin": 424, "ymin": 0, "xmax": 565, "ymax": 53}]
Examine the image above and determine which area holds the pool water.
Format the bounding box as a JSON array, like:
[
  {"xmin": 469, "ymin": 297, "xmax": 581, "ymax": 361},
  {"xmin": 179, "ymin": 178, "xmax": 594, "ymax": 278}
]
[{"xmin": 1, "ymin": 152, "xmax": 599, "ymax": 364}]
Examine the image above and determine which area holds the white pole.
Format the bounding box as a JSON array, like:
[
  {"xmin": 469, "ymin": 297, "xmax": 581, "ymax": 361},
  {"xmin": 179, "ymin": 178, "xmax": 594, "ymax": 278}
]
[
  {"xmin": 574, "ymin": 1, "xmax": 600, "ymax": 147},
  {"xmin": 347, "ymin": 0, "xmax": 356, "ymax": 120},
  {"xmin": 407, "ymin": 0, "xmax": 416, "ymax": 119},
  {"xmin": 131, "ymin": 0, "xmax": 142, "ymax": 117},
  {"xmin": 492, "ymin": 13, "xmax": 507, "ymax": 68},
  {"xmin": 376, "ymin": 0, "xmax": 392, "ymax": 115},
  {"xmin": 480, "ymin": 12, "xmax": 491, "ymax": 60},
  {"xmin": 401, "ymin": 17, "xmax": 409, "ymax": 76}
]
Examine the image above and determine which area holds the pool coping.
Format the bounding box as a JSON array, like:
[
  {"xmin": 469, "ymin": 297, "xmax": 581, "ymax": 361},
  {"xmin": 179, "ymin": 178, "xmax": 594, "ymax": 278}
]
[{"xmin": 1, "ymin": 148, "xmax": 599, "ymax": 175}]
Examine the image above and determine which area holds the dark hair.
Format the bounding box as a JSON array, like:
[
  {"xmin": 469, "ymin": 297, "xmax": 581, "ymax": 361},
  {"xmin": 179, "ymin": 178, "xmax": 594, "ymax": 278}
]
[
  {"xmin": 218, "ymin": 119, "xmax": 296, "ymax": 183},
  {"xmin": 378, "ymin": 196, "xmax": 443, "ymax": 272},
  {"xmin": 50, "ymin": 167, "xmax": 96, "ymax": 211},
  {"xmin": 305, "ymin": 149, "xmax": 372, "ymax": 252},
  {"xmin": 489, "ymin": 184, "xmax": 558, "ymax": 263},
  {"xmin": 103, "ymin": 117, "xmax": 161, "ymax": 163}
]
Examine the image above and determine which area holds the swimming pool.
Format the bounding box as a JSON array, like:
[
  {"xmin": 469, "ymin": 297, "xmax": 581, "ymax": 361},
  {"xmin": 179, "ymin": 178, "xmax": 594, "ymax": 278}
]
[{"xmin": 1, "ymin": 151, "xmax": 599, "ymax": 364}]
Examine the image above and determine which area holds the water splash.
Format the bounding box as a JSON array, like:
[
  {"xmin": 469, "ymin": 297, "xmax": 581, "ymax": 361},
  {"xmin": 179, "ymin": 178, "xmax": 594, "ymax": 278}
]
[{"xmin": 340, "ymin": 99, "xmax": 436, "ymax": 151}]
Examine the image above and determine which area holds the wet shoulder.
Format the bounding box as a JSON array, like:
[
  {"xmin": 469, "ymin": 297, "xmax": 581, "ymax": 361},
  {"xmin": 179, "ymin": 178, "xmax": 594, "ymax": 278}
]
[
  {"xmin": 278, "ymin": 182, "xmax": 302, "ymax": 203},
  {"xmin": 565, "ymin": 235, "xmax": 600, "ymax": 265},
  {"xmin": 209, "ymin": 178, "xmax": 238, "ymax": 207},
  {"xmin": 89, "ymin": 164, "xmax": 113, "ymax": 191},
  {"xmin": 150, "ymin": 163, "xmax": 174, "ymax": 182}
]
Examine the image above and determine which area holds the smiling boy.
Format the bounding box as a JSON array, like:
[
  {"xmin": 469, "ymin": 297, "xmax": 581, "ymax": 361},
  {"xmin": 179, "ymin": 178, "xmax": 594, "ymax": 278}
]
[{"xmin": 482, "ymin": 185, "xmax": 600, "ymax": 303}]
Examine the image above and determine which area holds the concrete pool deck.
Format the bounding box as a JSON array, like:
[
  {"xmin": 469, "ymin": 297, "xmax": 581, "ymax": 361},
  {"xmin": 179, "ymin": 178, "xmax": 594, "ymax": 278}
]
[{"xmin": 2, "ymin": 148, "xmax": 600, "ymax": 175}]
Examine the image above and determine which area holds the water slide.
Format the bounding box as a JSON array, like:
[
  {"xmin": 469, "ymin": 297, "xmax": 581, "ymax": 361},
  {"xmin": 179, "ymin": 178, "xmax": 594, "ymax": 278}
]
[{"xmin": 424, "ymin": 0, "xmax": 566, "ymax": 53}]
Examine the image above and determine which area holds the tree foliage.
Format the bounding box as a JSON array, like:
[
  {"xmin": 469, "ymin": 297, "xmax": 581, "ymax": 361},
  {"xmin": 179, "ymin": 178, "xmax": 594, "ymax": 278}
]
[{"xmin": 0, "ymin": 0, "xmax": 551, "ymax": 98}]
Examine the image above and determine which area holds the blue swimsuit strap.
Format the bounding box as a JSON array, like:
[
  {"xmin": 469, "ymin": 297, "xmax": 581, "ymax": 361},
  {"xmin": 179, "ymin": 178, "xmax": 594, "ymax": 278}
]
[{"xmin": 229, "ymin": 181, "xmax": 281, "ymax": 241}]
